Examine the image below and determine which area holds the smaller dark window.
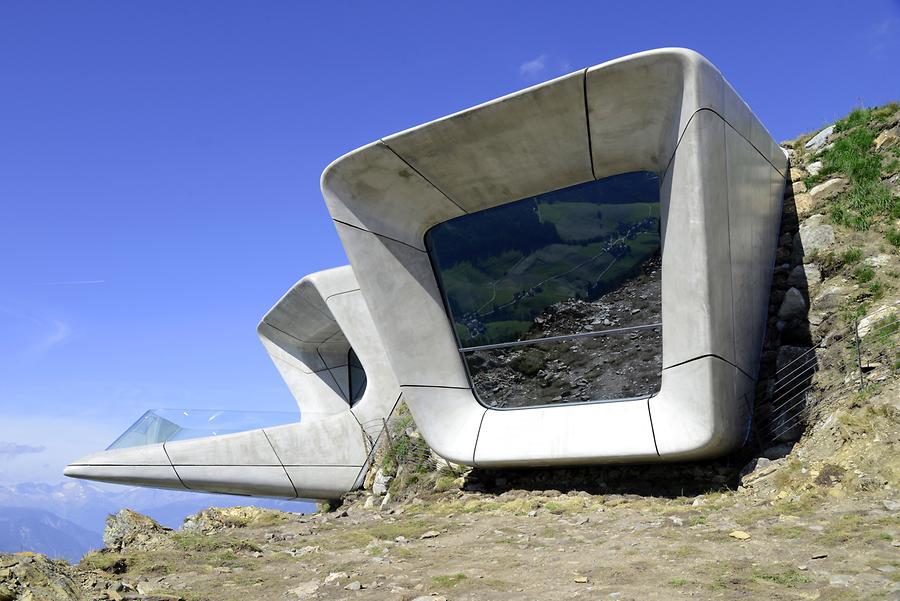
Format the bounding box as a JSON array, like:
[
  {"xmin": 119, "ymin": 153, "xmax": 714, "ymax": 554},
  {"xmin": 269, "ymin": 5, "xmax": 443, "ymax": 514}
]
[{"xmin": 348, "ymin": 347, "xmax": 367, "ymax": 406}]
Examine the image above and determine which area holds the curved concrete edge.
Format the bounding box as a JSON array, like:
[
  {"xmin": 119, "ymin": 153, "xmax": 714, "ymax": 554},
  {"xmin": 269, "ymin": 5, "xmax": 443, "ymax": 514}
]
[
  {"xmin": 474, "ymin": 398, "xmax": 658, "ymax": 467},
  {"xmin": 650, "ymin": 356, "xmax": 753, "ymax": 460},
  {"xmin": 66, "ymin": 264, "xmax": 401, "ymax": 500},
  {"xmin": 66, "ymin": 443, "xmax": 170, "ymax": 466},
  {"xmin": 65, "ymin": 418, "xmax": 371, "ymax": 499},
  {"xmin": 331, "ymin": 222, "xmax": 470, "ymax": 389},
  {"xmin": 257, "ymin": 265, "xmax": 401, "ymax": 421},
  {"xmin": 320, "ymin": 47, "xmax": 787, "ymax": 466},
  {"xmin": 284, "ymin": 466, "xmax": 363, "ymax": 501},
  {"xmin": 399, "ymin": 386, "xmax": 485, "ymax": 466},
  {"xmin": 62, "ymin": 464, "xmax": 187, "ymax": 491}
]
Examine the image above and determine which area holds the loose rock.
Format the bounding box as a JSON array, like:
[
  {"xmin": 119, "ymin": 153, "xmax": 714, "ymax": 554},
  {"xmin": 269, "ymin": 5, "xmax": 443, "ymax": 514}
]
[{"xmin": 804, "ymin": 125, "xmax": 834, "ymax": 151}]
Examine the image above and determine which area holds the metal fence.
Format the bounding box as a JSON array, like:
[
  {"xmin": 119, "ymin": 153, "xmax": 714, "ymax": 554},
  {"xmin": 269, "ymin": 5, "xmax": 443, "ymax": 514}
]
[{"xmin": 755, "ymin": 313, "xmax": 899, "ymax": 445}]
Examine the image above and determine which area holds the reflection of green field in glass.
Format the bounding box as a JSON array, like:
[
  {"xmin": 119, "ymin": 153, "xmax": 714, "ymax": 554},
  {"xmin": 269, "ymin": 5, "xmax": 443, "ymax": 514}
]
[
  {"xmin": 445, "ymin": 228, "xmax": 661, "ymax": 345},
  {"xmin": 540, "ymin": 202, "xmax": 658, "ymax": 241},
  {"xmin": 481, "ymin": 320, "xmax": 534, "ymax": 342}
]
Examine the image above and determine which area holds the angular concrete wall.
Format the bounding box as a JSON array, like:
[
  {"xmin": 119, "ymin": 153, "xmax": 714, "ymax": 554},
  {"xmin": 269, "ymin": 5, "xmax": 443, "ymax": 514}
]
[
  {"xmin": 322, "ymin": 48, "xmax": 787, "ymax": 466},
  {"xmin": 66, "ymin": 267, "xmax": 400, "ymax": 499},
  {"xmin": 67, "ymin": 48, "xmax": 788, "ymax": 499}
]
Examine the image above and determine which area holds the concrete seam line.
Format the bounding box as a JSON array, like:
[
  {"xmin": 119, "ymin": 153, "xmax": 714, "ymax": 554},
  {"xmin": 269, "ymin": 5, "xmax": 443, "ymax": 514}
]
[
  {"xmin": 472, "ymin": 407, "xmax": 488, "ymax": 466},
  {"xmin": 582, "ymin": 67, "xmax": 597, "ymax": 181},
  {"xmin": 723, "ymin": 117, "xmax": 739, "ymax": 382},
  {"xmin": 663, "ymin": 353, "xmax": 754, "ymax": 381},
  {"xmin": 646, "ymin": 396, "xmax": 661, "ymax": 456},
  {"xmin": 162, "ymin": 443, "xmax": 190, "ymax": 491},
  {"xmin": 662, "ymin": 107, "xmax": 785, "ymax": 183},
  {"xmin": 332, "ymin": 218, "xmax": 428, "ymax": 253},
  {"xmin": 262, "ymin": 428, "xmax": 300, "ymax": 498},
  {"xmin": 379, "ymin": 139, "xmax": 470, "ymax": 215}
]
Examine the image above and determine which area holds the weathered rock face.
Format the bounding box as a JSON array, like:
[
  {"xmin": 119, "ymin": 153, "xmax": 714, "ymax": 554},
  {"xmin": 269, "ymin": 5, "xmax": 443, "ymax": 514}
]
[
  {"xmin": 0, "ymin": 553, "xmax": 83, "ymax": 601},
  {"xmin": 808, "ymin": 177, "xmax": 845, "ymax": 200},
  {"xmin": 103, "ymin": 509, "xmax": 170, "ymax": 552},
  {"xmin": 796, "ymin": 214, "xmax": 835, "ymax": 256},
  {"xmin": 874, "ymin": 125, "xmax": 899, "ymax": 150},
  {"xmin": 372, "ymin": 469, "xmax": 392, "ymax": 496},
  {"xmin": 804, "ymin": 124, "xmax": 834, "ymax": 150},
  {"xmin": 806, "ymin": 160, "xmax": 823, "ymax": 176},
  {"xmin": 182, "ymin": 506, "xmax": 288, "ymax": 533},
  {"xmin": 787, "ymin": 263, "xmax": 822, "ymax": 289},
  {"xmin": 778, "ymin": 287, "xmax": 807, "ymax": 321}
]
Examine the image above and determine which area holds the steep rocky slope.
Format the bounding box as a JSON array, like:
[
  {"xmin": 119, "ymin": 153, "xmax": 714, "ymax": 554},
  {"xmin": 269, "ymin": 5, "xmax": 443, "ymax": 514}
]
[{"xmin": 2, "ymin": 103, "xmax": 898, "ymax": 601}]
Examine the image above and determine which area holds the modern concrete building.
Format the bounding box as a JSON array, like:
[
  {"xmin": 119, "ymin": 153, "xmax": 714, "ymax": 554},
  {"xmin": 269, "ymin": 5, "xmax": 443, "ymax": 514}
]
[
  {"xmin": 67, "ymin": 48, "xmax": 787, "ymax": 498},
  {"xmin": 65, "ymin": 267, "xmax": 400, "ymax": 499}
]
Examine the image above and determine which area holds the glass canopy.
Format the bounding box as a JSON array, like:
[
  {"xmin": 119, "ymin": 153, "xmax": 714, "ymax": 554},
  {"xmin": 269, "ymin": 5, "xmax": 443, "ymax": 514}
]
[{"xmin": 106, "ymin": 409, "xmax": 300, "ymax": 450}]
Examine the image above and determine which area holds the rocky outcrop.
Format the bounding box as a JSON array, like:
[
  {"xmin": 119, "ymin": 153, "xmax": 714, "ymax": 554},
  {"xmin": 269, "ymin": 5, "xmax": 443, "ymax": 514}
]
[
  {"xmin": 0, "ymin": 553, "xmax": 84, "ymax": 601},
  {"xmin": 102, "ymin": 510, "xmax": 170, "ymax": 553},
  {"xmin": 804, "ymin": 124, "xmax": 834, "ymax": 151},
  {"xmin": 182, "ymin": 506, "xmax": 288, "ymax": 534}
]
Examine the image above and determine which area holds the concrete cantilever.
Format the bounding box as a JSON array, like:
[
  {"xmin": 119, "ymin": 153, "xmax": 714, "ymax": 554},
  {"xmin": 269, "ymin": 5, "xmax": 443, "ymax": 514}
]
[
  {"xmin": 67, "ymin": 48, "xmax": 789, "ymax": 499},
  {"xmin": 65, "ymin": 266, "xmax": 401, "ymax": 499},
  {"xmin": 321, "ymin": 48, "xmax": 788, "ymax": 467}
]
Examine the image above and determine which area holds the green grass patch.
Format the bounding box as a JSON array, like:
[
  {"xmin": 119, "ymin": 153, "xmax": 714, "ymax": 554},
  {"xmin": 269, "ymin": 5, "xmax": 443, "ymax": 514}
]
[
  {"xmin": 767, "ymin": 524, "xmax": 807, "ymax": 539},
  {"xmin": 868, "ymin": 280, "xmax": 885, "ymax": 300},
  {"xmin": 853, "ymin": 265, "xmax": 875, "ymax": 283},
  {"xmin": 887, "ymin": 228, "xmax": 900, "ymax": 248},
  {"xmin": 80, "ymin": 551, "xmax": 127, "ymax": 573},
  {"xmin": 834, "ymin": 107, "xmax": 872, "ymax": 133},
  {"xmin": 841, "ymin": 247, "xmax": 863, "ymax": 264},
  {"xmin": 325, "ymin": 519, "xmax": 436, "ymax": 549},
  {"xmin": 171, "ymin": 532, "xmax": 260, "ymax": 554},
  {"xmin": 818, "ymin": 108, "xmax": 900, "ymax": 233},
  {"xmin": 431, "ymin": 573, "xmax": 468, "ymax": 588}
]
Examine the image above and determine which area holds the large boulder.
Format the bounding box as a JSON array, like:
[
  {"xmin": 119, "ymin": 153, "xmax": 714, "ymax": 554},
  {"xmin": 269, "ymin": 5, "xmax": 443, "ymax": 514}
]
[
  {"xmin": 808, "ymin": 177, "xmax": 845, "ymax": 200},
  {"xmin": 874, "ymin": 126, "xmax": 899, "ymax": 150},
  {"xmin": 787, "ymin": 264, "xmax": 822, "ymax": 289},
  {"xmin": 103, "ymin": 509, "xmax": 169, "ymax": 552},
  {"xmin": 778, "ymin": 287, "xmax": 807, "ymax": 321},
  {"xmin": 806, "ymin": 160, "xmax": 823, "ymax": 176},
  {"xmin": 804, "ymin": 125, "xmax": 834, "ymax": 151},
  {"xmin": 794, "ymin": 214, "xmax": 835, "ymax": 259},
  {"xmin": 372, "ymin": 469, "xmax": 392, "ymax": 496}
]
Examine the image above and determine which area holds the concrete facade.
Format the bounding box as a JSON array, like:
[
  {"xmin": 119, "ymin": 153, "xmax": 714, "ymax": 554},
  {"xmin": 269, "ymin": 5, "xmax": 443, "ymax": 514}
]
[
  {"xmin": 66, "ymin": 48, "xmax": 787, "ymax": 498},
  {"xmin": 322, "ymin": 48, "xmax": 787, "ymax": 468},
  {"xmin": 65, "ymin": 267, "xmax": 400, "ymax": 499}
]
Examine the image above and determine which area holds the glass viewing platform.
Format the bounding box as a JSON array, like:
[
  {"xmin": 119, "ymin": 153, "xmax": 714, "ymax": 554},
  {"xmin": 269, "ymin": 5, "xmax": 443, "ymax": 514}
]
[{"xmin": 107, "ymin": 409, "xmax": 300, "ymax": 450}]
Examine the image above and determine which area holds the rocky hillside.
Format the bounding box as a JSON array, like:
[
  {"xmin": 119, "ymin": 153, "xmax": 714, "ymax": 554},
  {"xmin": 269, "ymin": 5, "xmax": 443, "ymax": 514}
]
[{"xmin": 2, "ymin": 104, "xmax": 898, "ymax": 601}]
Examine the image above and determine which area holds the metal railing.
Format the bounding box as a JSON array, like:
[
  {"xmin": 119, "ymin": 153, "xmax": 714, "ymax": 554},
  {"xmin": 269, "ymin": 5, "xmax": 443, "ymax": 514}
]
[{"xmin": 755, "ymin": 314, "xmax": 898, "ymax": 445}]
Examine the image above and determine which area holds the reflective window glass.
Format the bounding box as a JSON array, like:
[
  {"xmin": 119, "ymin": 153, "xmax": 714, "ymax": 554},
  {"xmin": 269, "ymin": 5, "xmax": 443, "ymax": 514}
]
[
  {"xmin": 425, "ymin": 171, "xmax": 662, "ymax": 408},
  {"xmin": 348, "ymin": 347, "xmax": 367, "ymax": 405}
]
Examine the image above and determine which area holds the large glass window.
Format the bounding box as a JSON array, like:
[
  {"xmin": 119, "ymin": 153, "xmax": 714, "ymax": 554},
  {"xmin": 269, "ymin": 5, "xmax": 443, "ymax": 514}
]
[{"xmin": 425, "ymin": 171, "xmax": 662, "ymax": 408}]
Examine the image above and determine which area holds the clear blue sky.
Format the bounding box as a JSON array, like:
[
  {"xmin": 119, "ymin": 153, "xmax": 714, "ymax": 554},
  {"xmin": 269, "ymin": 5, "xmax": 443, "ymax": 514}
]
[{"xmin": 1, "ymin": 1, "xmax": 898, "ymax": 484}]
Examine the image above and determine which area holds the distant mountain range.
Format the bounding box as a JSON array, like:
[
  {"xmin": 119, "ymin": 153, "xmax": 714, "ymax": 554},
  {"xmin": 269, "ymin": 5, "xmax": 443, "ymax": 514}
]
[
  {"xmin": 0, "ymin": 506, "xmax": 101, "ymax": 562},
  {"xmin": 0, "ymin": 481, "xmax": 314, "ymax": 561}
]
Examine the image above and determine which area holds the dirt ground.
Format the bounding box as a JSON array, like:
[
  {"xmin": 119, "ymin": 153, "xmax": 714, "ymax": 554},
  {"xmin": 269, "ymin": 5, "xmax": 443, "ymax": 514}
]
[{"xmin": 66, "ymin": 484, "xmax": 898, "ymax": 601}]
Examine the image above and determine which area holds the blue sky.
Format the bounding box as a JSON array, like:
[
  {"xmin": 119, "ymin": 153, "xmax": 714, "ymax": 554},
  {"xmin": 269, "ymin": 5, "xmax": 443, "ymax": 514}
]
[{"xmin": 1, "ymin": 1, "xmax": 898, "ymax": 485}]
